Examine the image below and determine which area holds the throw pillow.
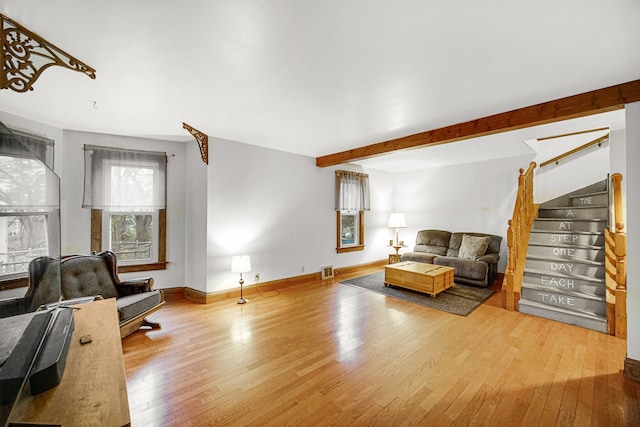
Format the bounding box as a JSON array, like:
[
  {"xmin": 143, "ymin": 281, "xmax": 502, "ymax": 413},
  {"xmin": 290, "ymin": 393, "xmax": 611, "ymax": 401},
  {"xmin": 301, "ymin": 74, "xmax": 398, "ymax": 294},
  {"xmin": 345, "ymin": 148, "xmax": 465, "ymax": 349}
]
[{"xmin": 458, "ymin": 234, "xmax": 490, "ymax": 260}]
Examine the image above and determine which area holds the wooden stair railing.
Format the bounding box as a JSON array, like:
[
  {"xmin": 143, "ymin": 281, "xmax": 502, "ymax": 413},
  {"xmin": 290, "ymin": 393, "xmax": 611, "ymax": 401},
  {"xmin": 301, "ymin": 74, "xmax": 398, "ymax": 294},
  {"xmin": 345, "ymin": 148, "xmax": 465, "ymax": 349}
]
[
  {"xmin": 605, "ymin": 173, "xmax": 627, "ymax": 338},
  {"xmin": 539, "ymin": 134, "xmax": 609, "ymax": 168},
  {"xmin": 502, "ymin": 162, "xmax": 538, "ymax": 311}
]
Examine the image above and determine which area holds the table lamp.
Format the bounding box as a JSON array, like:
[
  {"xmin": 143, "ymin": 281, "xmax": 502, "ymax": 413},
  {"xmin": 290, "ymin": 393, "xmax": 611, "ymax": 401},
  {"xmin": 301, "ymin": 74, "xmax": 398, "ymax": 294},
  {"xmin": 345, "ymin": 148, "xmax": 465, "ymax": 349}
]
[
  {"xmin": 231, "ymin": 255, "xmax": 251, "ymax": 304},
  {"xmin": 387, "ymin": 213, "xmax": 407, "ymax": 246}
]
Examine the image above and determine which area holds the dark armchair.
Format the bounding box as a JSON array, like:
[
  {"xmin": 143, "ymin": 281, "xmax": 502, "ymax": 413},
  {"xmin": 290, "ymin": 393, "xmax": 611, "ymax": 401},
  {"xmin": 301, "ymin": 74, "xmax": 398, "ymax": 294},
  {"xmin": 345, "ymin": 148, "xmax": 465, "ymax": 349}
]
[
  {"xmin": 59, "ymin": 251, "xmax": 164, "ymax": 338},
  {"xmin": 0, "ymin": 257, "xmax": 61, "ymax": 319}
]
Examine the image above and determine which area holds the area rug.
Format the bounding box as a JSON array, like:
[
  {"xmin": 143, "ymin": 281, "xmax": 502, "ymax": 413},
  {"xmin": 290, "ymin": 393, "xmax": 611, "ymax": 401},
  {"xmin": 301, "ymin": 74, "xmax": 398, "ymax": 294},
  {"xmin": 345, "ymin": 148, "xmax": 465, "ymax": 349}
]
[{"xmin": 340, "ymin": 271, "xmax": 495, "ymax": 316}]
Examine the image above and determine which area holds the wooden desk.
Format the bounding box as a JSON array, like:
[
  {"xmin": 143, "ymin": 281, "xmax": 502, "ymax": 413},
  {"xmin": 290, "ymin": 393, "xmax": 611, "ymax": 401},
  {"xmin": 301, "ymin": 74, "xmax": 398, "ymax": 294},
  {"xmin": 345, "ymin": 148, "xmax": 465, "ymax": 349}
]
[{"xmin": 10, "ymin": 298, "xmax": 131, "ymax": 426}]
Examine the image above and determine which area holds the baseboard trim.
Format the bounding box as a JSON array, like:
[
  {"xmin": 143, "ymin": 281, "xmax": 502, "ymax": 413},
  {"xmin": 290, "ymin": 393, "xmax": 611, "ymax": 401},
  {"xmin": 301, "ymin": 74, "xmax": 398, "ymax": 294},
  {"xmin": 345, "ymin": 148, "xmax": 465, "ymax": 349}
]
[
  {"xmin": 333, "ymin": 259, "xmax": 387, "ymax": 278},
  {"xmin": 159, "ymin": 287, "xmax": 186, "ymax": 303},
  {"xmin": 184, "ymin": 259, "xmax": 388, "ymax": 304},
  {"xmin": 624, "ymin": 357, "xmax": 640, "ymax": 383}
]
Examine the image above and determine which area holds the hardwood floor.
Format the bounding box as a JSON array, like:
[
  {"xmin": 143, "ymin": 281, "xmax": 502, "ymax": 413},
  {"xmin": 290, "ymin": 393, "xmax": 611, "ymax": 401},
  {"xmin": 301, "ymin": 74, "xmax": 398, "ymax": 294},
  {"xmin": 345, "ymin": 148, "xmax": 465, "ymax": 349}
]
[{"xmin": 122, "ymin": 269, "xmax": 640, "ymax": 426}]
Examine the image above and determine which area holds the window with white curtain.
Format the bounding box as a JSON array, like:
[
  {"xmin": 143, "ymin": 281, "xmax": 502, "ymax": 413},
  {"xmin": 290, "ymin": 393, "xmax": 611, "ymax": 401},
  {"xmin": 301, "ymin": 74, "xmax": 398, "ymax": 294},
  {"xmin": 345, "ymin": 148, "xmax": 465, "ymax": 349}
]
[
  {"xmin": 83, "ymin": 145, "xmax": 167, "ymax": 267},
  {"xmin": 0, "ymin": 128, "xmax": 58, "ymax": 279},
  {"xmin": 335, "ymin": 170, "xmax": 370, "ymax": 252}
]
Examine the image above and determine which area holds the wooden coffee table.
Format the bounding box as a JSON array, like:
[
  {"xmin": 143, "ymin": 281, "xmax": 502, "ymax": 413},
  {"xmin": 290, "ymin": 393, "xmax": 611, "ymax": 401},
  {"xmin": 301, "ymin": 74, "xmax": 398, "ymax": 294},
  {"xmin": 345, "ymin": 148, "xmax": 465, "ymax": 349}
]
[{"xmin": 384, "ymin": 261, "xmax": 455, "ymax": 297}]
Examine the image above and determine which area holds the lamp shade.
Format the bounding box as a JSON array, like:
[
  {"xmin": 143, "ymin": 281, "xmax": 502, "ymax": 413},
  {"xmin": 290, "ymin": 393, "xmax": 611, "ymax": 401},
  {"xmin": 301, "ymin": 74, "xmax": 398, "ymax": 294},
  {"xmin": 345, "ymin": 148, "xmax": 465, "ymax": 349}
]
[
  {"xmin": 387, "ymin": 213, "xmax": 407, "ymax": 228},
  {"xmin": 231, "ymin": 255, "xmax": 251, "ymax": 273}
]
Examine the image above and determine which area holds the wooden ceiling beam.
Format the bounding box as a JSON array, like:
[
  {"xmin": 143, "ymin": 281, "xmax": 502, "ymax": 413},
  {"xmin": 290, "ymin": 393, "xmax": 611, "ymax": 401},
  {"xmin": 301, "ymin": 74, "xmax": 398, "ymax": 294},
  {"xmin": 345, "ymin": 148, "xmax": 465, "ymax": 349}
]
[{"xmin": 315, "ymin": 79, "xmax": 640, "ymax": 167}]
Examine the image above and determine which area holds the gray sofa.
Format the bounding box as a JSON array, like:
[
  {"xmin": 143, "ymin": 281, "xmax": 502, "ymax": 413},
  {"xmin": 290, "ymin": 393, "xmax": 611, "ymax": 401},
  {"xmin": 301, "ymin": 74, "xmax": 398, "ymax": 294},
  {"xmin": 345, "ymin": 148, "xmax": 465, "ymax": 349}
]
[{"xmin": 401, "ymin": 230, "xmax": 502, "ymax": 287}]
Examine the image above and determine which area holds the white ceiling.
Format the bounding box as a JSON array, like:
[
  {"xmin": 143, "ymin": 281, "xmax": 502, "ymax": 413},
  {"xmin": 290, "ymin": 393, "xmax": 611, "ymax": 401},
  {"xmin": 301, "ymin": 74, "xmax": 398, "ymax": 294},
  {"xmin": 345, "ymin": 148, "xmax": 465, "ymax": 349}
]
[{"xmin": 1, "ymin": 1, "xmax": 638, "ymax": 171}]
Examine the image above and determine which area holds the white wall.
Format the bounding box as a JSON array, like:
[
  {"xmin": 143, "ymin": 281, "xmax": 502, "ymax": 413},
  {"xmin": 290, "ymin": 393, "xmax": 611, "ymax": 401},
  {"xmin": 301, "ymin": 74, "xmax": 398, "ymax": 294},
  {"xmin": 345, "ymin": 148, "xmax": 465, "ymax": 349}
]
[
  {"xmin": 201, "ymin": 137, "xmax": 394, "ymax": 293},
  {"xmin": 625, "ymin": 102, "xmax": 640, "ymax": 361},
  {"xmin": 62, "ymin": 130, "xmax": 187, "ymax": 289},
  {"xmin": 393, "ymin": 154, "xmax": 535, "ymax": 273},
  {"xmin": 184, "ymin": 133, "xmax": 209, "ymax": 292},
  {"xmin": 534, "ymin": 142, "xmax": 611, "ymax": 204},
  {"xmin": 610, "ymin": 128, "xmax": 627, "ymax": 226}
]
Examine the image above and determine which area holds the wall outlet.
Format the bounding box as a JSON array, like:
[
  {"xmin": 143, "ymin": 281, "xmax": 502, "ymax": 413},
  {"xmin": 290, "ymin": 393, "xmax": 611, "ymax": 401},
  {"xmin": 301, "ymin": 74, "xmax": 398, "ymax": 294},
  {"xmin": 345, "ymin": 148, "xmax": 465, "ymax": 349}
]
[{"xmin": 255, "ymin": 273, "xmax": 260, "ymax": 283}]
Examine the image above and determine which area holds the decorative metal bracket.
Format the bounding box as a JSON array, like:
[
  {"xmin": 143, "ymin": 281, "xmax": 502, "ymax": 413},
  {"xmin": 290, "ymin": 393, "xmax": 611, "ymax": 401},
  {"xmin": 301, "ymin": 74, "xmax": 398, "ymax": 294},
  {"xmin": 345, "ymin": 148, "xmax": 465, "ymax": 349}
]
[
  {"xmin": 183, "ymin": 122, "xmax": 209, "ymax": 164},
  {"xmin": 1, "ymin": 14, "xmax": 96, "ymax": 92}
]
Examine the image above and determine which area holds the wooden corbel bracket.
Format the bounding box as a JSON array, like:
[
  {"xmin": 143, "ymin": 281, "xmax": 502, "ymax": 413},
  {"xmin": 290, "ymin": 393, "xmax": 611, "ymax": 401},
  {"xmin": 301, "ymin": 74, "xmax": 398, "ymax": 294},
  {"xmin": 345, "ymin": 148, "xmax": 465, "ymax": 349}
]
[
  {"xmin": 182, "ymin": 122, "xmax": 209, "ymax": 165},
  {"xmin": 1, "ymin": 14, "xmax": 96, "ymax": 92}
]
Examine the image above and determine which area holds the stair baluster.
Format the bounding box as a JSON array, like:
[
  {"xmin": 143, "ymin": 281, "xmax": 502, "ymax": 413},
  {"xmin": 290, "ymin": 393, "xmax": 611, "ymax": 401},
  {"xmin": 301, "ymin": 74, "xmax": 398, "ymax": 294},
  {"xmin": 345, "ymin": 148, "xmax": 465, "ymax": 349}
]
[
  {"xmin": 608, "ymin": 173, "xmax": 627, "ymax": 338},
  {"xmin": 502, "ymin": 162, "xmax": 536, "ymax": 311}
]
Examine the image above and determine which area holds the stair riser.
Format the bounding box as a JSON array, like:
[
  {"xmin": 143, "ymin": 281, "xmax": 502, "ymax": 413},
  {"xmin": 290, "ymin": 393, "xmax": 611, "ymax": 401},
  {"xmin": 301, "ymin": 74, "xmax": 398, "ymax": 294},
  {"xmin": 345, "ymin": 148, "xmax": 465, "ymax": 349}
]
[
  {"xmin": 523, "ymin": 272, "xmax": 605, "ymax": 296},
  {"xmin": 537, "ymin": 207, "xmax": 608, "ymax": 219},
  {"xmin": 533, "ymin": 220, "xmax": 606, "ymax": 233},
  {"xmin": 525, "ymin": 259, "xmax": 605, "ymax": 278},
  {"xmin": 570, "ymin": 193, "xmax": 608, "ymax": 207},
  {"xmin": 521, "ymin": 288, "xmax": 606, "ymax": 315},
  {"xmin": 518, "ymin": 303, "xmax": 607, "ymax": 333},
  {"xmin": 527, "ymin": 245, "xmax": 604, "ymax": 262},
  {"xmin": 529, "ymin": 232, "xmax": 604, "ymax": 246}
]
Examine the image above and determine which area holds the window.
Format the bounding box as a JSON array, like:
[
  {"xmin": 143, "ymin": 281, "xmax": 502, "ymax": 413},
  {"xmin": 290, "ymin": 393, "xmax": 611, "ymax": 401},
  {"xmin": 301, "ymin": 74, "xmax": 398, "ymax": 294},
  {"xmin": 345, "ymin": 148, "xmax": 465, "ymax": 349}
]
[
  {"xmin": 83, "ymin": 145, "xmax": 167, "ymax": 271},
  {"xmin": 335, "ymin": 170, "xmax": 369, "ymax": 252},
  {"xmin": 336, "ymin": 210, "xmax": 365, "ymax": 253},
  {"xmin": 0, "ymin": 128, "xmax": 59, "ymax": 283}
]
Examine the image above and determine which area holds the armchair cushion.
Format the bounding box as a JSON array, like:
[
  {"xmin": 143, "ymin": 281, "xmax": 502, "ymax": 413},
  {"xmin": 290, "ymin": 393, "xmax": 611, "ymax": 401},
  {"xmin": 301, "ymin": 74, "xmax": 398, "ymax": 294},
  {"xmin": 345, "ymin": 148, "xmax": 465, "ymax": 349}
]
[
  {"xmin": 60, "ymin": 256, "xmax": 118, "ymax": 300},
  {"xmin": 116, "ymin": 290, "xmax": 162, "ymax": 324}
]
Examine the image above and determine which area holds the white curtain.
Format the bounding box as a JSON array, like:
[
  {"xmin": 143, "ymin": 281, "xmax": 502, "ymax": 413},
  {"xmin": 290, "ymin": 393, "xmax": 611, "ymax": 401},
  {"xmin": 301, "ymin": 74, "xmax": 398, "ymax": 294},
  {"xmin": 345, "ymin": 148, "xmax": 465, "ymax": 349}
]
[
  {"xmin": 0, "ymin": 125, "xmax": 58, "ymax": 213},
  {"xmin": 82, "ymin": 145, "xmax": 167, "ymax": 211},
  {"xmin": 335, "ymin": 170, "xmax": 370, "ymax": 211}
]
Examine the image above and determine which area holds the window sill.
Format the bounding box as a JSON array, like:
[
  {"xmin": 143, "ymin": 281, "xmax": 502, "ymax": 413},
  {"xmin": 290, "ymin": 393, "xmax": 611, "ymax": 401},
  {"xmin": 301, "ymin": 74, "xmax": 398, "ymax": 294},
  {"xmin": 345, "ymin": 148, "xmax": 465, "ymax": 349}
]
[
  {"xmin": 0, "ymin": 276, "xmax": 28, "ymax": 291},
  {"xmin": 337, "ymin": 245, "xmax": 365, "ymax": 253},
  {"xmin": 117, "ymin": 262, "xmax": 167, "ymax": 274}
]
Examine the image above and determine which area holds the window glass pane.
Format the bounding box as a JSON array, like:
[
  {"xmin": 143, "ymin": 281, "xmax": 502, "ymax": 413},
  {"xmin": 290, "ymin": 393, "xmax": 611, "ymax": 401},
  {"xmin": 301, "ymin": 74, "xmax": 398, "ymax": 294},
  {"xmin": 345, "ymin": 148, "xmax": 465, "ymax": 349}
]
[
  {"xmin": 110, "ymin": 214, "xmax": 153, "ymax": 261},
  {"xmin": 0, "ymin": 156, "xmax": 50, "ymax": 210},
  {"xmin": 0, "ymin": 214, "xmax": 49, "ymax": 275},
  {"xmin": 340, "ymin": 213, "xmax": 358, "ymax": 246}
]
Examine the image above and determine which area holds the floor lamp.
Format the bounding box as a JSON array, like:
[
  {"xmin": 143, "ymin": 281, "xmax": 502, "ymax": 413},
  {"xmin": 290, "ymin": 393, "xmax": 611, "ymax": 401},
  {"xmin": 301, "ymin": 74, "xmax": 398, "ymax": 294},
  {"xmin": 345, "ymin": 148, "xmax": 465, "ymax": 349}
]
[{"xmin": 231, "ymin": 255, "xmax": 251, "ymax": 304}]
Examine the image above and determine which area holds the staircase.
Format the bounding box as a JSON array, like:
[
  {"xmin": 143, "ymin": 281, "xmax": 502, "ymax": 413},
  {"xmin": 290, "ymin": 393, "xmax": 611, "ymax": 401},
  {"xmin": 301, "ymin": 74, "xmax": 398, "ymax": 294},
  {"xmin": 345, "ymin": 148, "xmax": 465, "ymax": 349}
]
[{"xmin": 518, "ymin": 179, "xmax": 608, "ymax": 333}]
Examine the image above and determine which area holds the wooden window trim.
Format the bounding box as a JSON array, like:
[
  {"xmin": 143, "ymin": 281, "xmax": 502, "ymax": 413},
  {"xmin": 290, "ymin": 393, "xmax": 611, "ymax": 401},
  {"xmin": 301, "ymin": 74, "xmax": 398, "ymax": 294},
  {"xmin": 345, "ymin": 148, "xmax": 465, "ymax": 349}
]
[
  {"xmin": 0, "ymin": 276, "xmax": 29, "ymax": 291},
  {"xmin": 336, "ymin": 211, "xmax": 365, "ymax": 253},
  {"xmin": 91, "ymin": 208, "xmax": 167, "ymax": 273}
]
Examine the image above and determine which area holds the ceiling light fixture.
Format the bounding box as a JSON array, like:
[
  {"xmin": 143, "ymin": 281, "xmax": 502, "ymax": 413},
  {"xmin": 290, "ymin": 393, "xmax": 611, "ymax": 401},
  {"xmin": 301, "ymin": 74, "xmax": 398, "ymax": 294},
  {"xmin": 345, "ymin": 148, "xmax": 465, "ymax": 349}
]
[{"xmin": 0, "ymin": 14, "xmax": 96, "ymax": 92}]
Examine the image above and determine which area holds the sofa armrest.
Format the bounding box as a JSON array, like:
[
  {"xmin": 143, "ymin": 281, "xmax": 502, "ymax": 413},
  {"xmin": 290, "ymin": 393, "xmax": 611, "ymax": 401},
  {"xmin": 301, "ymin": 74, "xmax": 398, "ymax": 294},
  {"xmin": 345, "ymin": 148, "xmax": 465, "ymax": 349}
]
[
  {"xmin": 476, "ymin": 253, "xmax": 499, "ymax": 264},
  {"xmin": 116, "ymin": 277, "xmax": 154, "ymax": 296}
]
